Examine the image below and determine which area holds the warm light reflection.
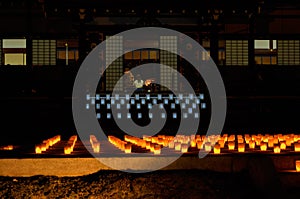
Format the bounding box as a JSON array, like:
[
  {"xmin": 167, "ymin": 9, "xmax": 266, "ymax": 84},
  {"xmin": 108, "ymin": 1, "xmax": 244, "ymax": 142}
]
[{"xmin": 296, "ymin": 160, "xmax": 300, "ymax": 172}]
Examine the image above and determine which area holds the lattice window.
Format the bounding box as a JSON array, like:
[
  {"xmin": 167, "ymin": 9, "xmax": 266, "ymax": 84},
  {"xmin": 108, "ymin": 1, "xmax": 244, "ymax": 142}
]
[
  {"xmin": 277, "ymin": 40, "xmax": 300, "ymax": 65},
  {"xmin": 225, "ymin": 40, "xmax": 248, "ymax": 66},
  {"xmin": 160, "ymin": 36, "xmax": 178, "ymax": 91},
  {"xmin": 105, "ymin": 36, "xmax": 123, "ymax": 91},
  {"xmin": 32, "ymin": 40, "xmax": 56, "ymax": 66}
]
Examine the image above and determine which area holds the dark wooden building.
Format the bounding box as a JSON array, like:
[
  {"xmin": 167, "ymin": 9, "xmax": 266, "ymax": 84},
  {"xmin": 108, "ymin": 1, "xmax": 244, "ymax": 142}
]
[{"xmin": 1, "ymin": 0, "xmax": 300, "ymax": 141}]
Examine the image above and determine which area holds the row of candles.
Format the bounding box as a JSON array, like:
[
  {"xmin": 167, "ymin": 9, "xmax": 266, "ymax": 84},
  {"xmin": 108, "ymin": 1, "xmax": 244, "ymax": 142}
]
[
  {"xmin": 108, "ymin": 136, "xmax": 132, "ymax": 153},
  {"xmin": 90, "ymin": 135, "xmax": 100, "ymax": 153},
  {"xmin": 64, "ymin": 135, "xmax": 77, "ymax": 154},
  {"xmin": 139, "ymin": 134, "xmax": 300, "ymax": 154},
  {"xmin": 125, "ymin": 135, "xmax": 161, "ymax": 154},
  {"xmin": 0, "ymin": 145, "xmax": 13, "ymax": 150},
  {"xmin": 35, "ymin": 135, "xmax": 61, "ymax": 154}
]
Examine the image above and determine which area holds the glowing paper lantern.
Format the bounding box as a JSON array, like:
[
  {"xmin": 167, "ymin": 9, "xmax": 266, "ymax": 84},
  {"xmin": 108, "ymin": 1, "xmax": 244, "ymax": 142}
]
[
  {"xmin": 218, "ymin": 140, "xmax": 225, "ymax": 148},
  {"xmin": 124, "ymin": 143, "xmax": 132, "ymax": 153},
  {"xmin": 181, "ymin": 144, "xmax": 189, "ymax": 153},
  {"xmin": 228, "ymin": 141, "xmax": 235, "ymax": 150},
  {"xmin": 168, "ymin": 141, "xmax": 175, "ymax": 148},
  {"xmin": 245, "ymin": 136, "xmax": 251, "ymax": 144},
  {"xmin": 154, "ymin": 145, "xmax": 161, "ymax": 155},
  {"xmin": 238, "ymin": 143, "xmax": 245, "ymax": 152},
  {"xmin": 205, "ymin": 142, "xmax": 212, "ymax": 152},
  {"xmin": 260, "ymin": 143, "xmax": 267, "ymax": 151},
  {"xmin": 93, "ymin": 142, "xmax": 100, "ymax": 153},
  {"xmin": 294, "ymin": 143, "xmax": 300, "ymax": 152},
  {"xmin": 213, "ymin": 144, "xmax": 221, "ymax": 154},
  {"xmin": 273, "ymin": 145, "xmax": 281, "ymax": 153},
  {"xmin": 280, "ymin": 141, "xmax": 286, "ymax": 150},
  {"xmin": 3, "ymin": 145, "xmax": 13, "ymax": 150},
  {"xmin": 286, "ymin": 138, "xmax": 293, "ymax": 147},
  {"xmin": 64, "ymin": 146, "xmax": 71, "ymax": 154},
  {"xmin": 249, "ymin": 140, "xmax": 255, "ymax": 149},
  {"xmin": 190, "ymin": 139, "xmax": 197, "ymax": 147},
  {"xmin": 174, "ymin": 142, "xmax": 181, "ymax": 151},
  {"xmin": 238, "ymin": 138, "xmax": 244, "ymax": 144},
  {"xmin": 296, "ymin": 160, "xmax": 300, "ymax": 172},
  {"xmin": 35, "ymin": 145, "xmax": 42, "ymax": 154},
  {"xmin": 197, "ymin": 141, "xmax": 203, "ymax": 149},
  {"xmin": 268, "ymin": 139, "xmax": 274, "ymax": 148}
]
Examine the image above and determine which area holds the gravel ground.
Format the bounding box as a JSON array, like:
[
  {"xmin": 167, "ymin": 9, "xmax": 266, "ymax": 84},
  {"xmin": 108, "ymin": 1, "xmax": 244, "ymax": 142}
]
[{"xmin": 0, "ymin": 170, "xmax": 299, "ymax": 199}]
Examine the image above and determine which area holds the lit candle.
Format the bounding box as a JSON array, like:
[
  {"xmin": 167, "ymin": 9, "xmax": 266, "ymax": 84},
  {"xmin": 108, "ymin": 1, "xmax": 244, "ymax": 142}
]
[
  {"xmin": 273, "ymin": 145, "xmax": 281, "ymax": 153},
  {"xmin": 174, "ymin": 142, "xmax": 181, "ymax": 151},
  {"xmin": 190, "ymin": 139, "xmax": 197, "ymax": 147},
  {"xmin": 35, "ymin": 145, "xmax": 42, "ymax": 154},
  {"xmin": 228, "ymin": 141, "xmax": 235, "ymax": 150},
  {"xmin": 238, "ymin": 138, "xmax": 244, "ymax": 144},
  {"xmin": 296, "ymin": 160, "xmax": 300, "ymax": 172},
  {"xmin": 168, "ymin": 141, "xmax": 175, "ymax": 148},
  {"xmin": 249, "ymin": 140, "xmax": 255, "ymax": 149},
  {"xmin": 260, "ymin": 143, "xmax": 267, "ymax": 151},
  {"xmin": 181, "ymin": 144, "xmax": 189, "ymax": 153},
  {"xmin": 213, "ymin": 144, "xmax": 221, "ymax": 154},
  {"xmin": 205, "ymin": 142, "xmax": 212, "ymax": 152},
  {"xmin": 3, "ymin": 145, "xmax": 13, "ymax": 150},
  {"xmin": 286, "ymin": 138, "xmax": 293, "ymax": 147},
  {"xmin": 268, "ymin": 138, "xmax": 274, "ymax": 148},
  {"xmin": 197, "ymin": 141, "xmax": 203, "ymax": 149},
  {"xmin": 218, "ymin": 140, "xmax": 225, "ymax": 148},
  {"xmin": 238, "ymin": 143, "xmax": 245, "ymax": 152},
  {"xmin": 93, "ymin": 142, "xmax": 100, "ymax": 153},
  {"xmin": 154, "ymin": 144, "xmax": 161, "ymax": 155},
  {"xmin": 64, "ymin": 146, "xmax": 71, "ymax": 154},
  {"xmin": 295, "ymin": 143, "xmax": 300, "ymax": 152},
  {"xmin": 124, "ymin": 143, "xmax": 132, "ymax": 153},
  {"xmin": 280, "ymin": 141, "xmax": 286, "ymax": 150}
]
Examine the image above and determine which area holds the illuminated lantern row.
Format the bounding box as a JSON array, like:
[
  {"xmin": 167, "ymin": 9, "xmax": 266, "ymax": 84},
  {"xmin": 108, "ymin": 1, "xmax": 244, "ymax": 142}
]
[
  {"xmin": 126, "ymin": 135, "xmax": 161, "ymax": 154},
  {"xmin": 108, "ymin": 136, "xmax": 131, "ymax": 153},
  {"xmin": 0, "ymin": 145, "xmax": 13, "ymax": 150},
  {"xmin": 35, "ymin": 135, "xmax": 61, "ymax": 154},
  {"xmin": 126, "ymin": 135, "xmax": 147, "ymax": 148},
  {"xmin": 143, "ymin": 135, "xmax": 174, "ymax": 147},
  {"xmin": 107, "ymin": 134, "xmax": 300, "ymax": 155},
  {"xmin": 64, "ymin": 135, "xmax": 77, "ymax": 154},
  {"xmin": 90, "ymin": 135, "xmax": 100, "ymax": 153}
]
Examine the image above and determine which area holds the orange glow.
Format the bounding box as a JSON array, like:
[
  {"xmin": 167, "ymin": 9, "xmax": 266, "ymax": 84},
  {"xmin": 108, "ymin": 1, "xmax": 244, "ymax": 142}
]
[
  {"xmin": 213, "ymin": 144, "xmax": 220, "ymax": 154},
  {"xmin": 274, "ymin": 145, "xmax": 281, "ymax": 153},
  {"xmin": 3, "ymin": 145, "xmax": 13, "ymax": 150},
  {"xmin": 238, "ymin": 143, "xmax": 245, "ymax": 152},
  {"xmin": 174, "ymin": 142, "xmax": 181, "ymax": 151},
  {"xmin": 249, "ymin": 140, "xmax": 255, "ymax": 149},
  {"xmin": 204, "ymin": 142, "xmax": 212, "ymax": 152},
  {"xmin": 260, "ymin": 143, "xmax": 267, "ymax": 151},
  {"xmin": 197, "ymin": 141, "xmax": 203, "ymax": 149},
  {"xmin": 296, "ymin": 160, "xmax": 300, "ymax": 172},
  {"xmin": 64, "ymin": 135, "xmax": 77, "ymax": 154},
  {"xmin": 154, "ymin": 144, "xmax": 161, "ymax": 155},
  {"xmin": 190, "ymin": 139, "xmax": 197, "ymax": 147},
  {"xmin": 181, "ymin": 144, "xmax": 189, "ymax": 153},
  {"xmin": 228, "ymin": 141, "xmax": 235, "ymax": 150},
  {"xmin": 295, "ymin": 143, "xmax": 300, "ymax": 152},
  {"xmin": 90, "ymin": 135, "xmax": 100, "ymax": 153},
  {"xmin": 124, "ymin": 143, "xmax": 132, "ymax": 154},
  {"xmin": 218, "ymin": 140, "xmax": 225, "ymax": 148},
  {"xmin": 35, "ymin": 145, "xmax": 42, "ymax": 154},
  {"xmin": 168, "ymin": 141, "xmax": 175, "ymax": 148},
  {"xmin": 268, "ymin": 139, "xmax": 274, "ymax": 148},
  {"xmin": 280, "ymin": 141, "xmax": 286, "ymax": 150}
]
